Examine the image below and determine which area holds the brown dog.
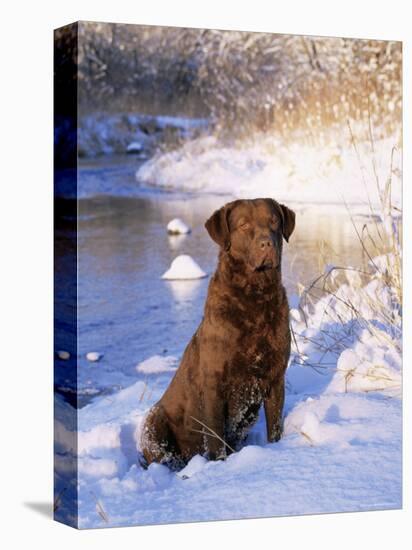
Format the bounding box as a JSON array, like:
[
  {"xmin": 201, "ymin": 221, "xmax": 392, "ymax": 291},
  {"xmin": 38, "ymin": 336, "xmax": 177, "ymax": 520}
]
[{"xmin": 140, "ymin": 198, "xmax": 295, "ymax": 469}]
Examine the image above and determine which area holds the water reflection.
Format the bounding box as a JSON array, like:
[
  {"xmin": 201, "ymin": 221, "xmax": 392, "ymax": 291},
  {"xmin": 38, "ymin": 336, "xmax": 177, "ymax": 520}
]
[
  {"xmin": 166, "ymin": 279, "xmax": 203, "ymax": 303},
  {"xmin": 167, "ymin": 233, "xmax": 188, "ymax": 251}
]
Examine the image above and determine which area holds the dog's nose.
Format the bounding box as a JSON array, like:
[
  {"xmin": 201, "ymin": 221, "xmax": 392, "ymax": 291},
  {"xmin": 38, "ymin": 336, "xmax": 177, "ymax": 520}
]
[{"xmin": 259, "ymin": 237, "xmax": 272, "ymax": 250}]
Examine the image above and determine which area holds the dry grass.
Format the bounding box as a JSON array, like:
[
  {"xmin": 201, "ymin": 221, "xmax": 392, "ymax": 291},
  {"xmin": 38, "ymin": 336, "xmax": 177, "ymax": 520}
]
[
  {"xmin": 299, "ymin": 429, "xmax": 316, "ymax": 446},
  {"xmin": 189, "ymin": 416, "xmax": 235, "ymax": 454},
  {"xmin": 90, "ymin": 491, "xmax": 110, "ymax": 524},
  {"xmin": 292, "ymin": 122, "xmax": 402, "ymax": 378}
]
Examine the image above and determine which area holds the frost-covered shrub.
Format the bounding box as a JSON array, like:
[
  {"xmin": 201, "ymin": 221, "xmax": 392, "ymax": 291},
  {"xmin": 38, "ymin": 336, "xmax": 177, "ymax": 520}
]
[
  {"xmin": 290, "ymin": 144, "xmax": 402, "ymax": 397},
  {"xmin": 290, "ymin": 259, "xmax": 401, "ymax": 396},
  {"xmin": 75, "ymin": 23, "xmax": 401, "ymax": 142}
]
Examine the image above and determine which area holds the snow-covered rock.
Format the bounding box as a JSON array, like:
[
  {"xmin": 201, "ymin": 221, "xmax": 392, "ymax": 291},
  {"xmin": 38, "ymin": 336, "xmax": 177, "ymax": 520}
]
[
  {"xmin": 126, "ymin": 141, "xmax": 143, "ymax": 154},
  {"xmin": 167, "ymin": 218, "xmax": 191, "ymax": 235},
  {"xmin": 161, "ymin": 255, "xmax": 207, "ymax": 280},
  {"xmin": 86, "ymin": 352, "xmax": 103, "ymax": 363}
]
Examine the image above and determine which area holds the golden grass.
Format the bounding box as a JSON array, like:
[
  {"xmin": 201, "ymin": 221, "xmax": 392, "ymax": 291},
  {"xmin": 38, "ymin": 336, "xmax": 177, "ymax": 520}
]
[
  {"xmin": 292, "ymin": 121, "xmax": 402, "ymax": 382},
  {"xmin": 189, "ymin": 416, "xmax": 235, "ymax": 454}
]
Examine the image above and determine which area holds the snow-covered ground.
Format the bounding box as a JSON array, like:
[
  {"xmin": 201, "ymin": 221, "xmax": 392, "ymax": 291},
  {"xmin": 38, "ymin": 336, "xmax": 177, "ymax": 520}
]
[
  {"xmin": 54, "ymin": 250, "xmax": 402, "ymax": 528},
  {"xmin": 136, "ymin": 133, "xmax": 401, "ymax": 211}
]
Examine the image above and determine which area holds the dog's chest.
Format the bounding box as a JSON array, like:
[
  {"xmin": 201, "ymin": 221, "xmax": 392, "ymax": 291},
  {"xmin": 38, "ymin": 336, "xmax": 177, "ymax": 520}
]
[
  {"xmin": 246, "ymin": 337, "xmax": 277, "ymax": 379},
  {"xmin": 223, "ymin": 324, "xmax": 276, "ymax": 386},
  {"xmin": 231, "ymin": 301, "xmax": 289, "ymax": 377},
  {"xmin": 244, "ymin": 309, "xmax": 279, "ymax": 358},
  {"xmin": 218, "ymin": 289, "xmax": 289, "ymax": 379}
]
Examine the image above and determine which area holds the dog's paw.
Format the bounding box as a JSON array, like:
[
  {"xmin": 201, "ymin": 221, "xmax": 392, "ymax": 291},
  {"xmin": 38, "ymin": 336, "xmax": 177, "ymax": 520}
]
[
  {"xmin": 137, "ymin": 452, "xmax": 149, "ymax": 470},
  {"xmin": 207, "ymin": 448, "xmax": 227, "ymax": 461},
  {"xmin": 269, "ymin": 423, "xmax": 283, "ymax": 443},
  {"xmin": 216, "ymin": 451, "xmax": 228, "ymax": 461}
]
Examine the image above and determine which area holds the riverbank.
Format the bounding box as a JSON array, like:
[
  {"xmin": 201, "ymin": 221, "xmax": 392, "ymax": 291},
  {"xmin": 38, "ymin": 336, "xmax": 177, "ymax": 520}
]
[
  {"xmin": 136, "ymin": 132, "xmax": 401, "ymax": 213},
  {"xmin": 76, "ymin": 112, "xmax": 208, "ymax": 158}
]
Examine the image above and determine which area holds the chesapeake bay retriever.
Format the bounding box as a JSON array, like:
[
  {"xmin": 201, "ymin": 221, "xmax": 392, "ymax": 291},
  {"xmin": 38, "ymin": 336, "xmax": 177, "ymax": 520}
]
[{"xmin": 141, "ymin": 198, "xmax": 295, "ymax": 469}]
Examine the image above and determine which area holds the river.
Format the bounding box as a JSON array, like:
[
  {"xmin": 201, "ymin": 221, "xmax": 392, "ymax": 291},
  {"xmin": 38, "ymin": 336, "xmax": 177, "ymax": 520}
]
[{"xmin": 55, "ymin": 155, "xmax": 373, "ymax": 406}]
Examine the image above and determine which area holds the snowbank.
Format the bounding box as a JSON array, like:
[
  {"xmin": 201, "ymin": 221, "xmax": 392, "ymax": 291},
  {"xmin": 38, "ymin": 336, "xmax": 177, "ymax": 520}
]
[
  {"xmin": 136, "ymin": 134, "xmax": 401, "ymax": 211},
  {"xmin": 288, "ymin": 259, "xmax": 401, "ymax": 399},
  {"xmin": 54, "ymin": 251, "xmax": 401, "ymax": 528},
  {"xmin": 67, "ymin": 371, "xmax": 400, "ymax": 527}
]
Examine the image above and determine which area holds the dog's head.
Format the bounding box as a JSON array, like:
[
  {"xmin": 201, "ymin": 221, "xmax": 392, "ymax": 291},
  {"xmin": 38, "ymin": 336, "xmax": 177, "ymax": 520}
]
[{"xmin": 205, "ymin": 198, "xmax": 295, "ymax": 275}]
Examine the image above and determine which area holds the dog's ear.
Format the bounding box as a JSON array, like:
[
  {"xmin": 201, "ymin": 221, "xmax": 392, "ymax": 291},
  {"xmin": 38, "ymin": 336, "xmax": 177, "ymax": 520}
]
[
  {"xmin": 205, "ymin": 204, "xmax": 231, "ymax": 249},
  {"xmin": 268, "ymin": 199, "xmax": 295, "ymax": 243},
  {"xmin": 278, "ymin": 203, "xmax": 296, "ymax": 243}
]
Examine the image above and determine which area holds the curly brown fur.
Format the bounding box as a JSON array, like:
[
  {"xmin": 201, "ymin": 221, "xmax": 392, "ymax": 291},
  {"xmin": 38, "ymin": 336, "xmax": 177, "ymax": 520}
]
[{"xmin": 141, "ymin": 198, "xmax": 295, "ymax": 467}]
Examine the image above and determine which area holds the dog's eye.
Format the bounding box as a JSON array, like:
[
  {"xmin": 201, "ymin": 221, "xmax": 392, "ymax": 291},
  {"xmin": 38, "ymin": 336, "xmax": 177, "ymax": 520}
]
[
  {"xmin": 239, "ymin": 222, "xmax": 250, "ymax": 230},
  {"xmin": 269, "ymin": 219, "xmax": 279, "ymax": 230}
]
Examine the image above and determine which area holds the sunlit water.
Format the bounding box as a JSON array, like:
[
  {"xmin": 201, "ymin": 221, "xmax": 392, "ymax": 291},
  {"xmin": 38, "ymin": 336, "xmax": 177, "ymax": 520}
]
[{"xmin": 55, "ymin": 156, "xmax": 375, "ymax": 406}]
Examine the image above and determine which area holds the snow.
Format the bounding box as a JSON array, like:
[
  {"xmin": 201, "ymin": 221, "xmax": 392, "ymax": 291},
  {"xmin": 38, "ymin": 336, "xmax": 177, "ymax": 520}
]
[
  {"xmin": 328, "ymin": 331, "xmax": 401, "ymax": 394},
  {"xmin": 136, "ymin": 134, "xmax": 401, "ymax": 212},
  {"xmin": 78, "ymin": 457, "xmax": 120, "ymax": 478},
  {"xmin": 57, "ymin": 118, "xmax": 402, "ymax": 527},
  {"xmin": 161, "ymin": 254, "xmax": 207, "ymax": 280},
  {"xmin": 288, "ymin": 261, "xmax": 401, "ymax": 399},
  {"xmin": 177, "ymin": 455, "xmax": 208, "ymax": 479},
  {"xmin": 51, "ymin": 249, "xmax": 401, "ymax": 528},
  {"xmin": 167, "ymin": 218, "xmax": 191, "ymax": 235},
  {"xmin": 136, "ymin": 355, "xmax": 178, "ymax": 375},
  {"xmin": 69, "ymin": 383, "xmax": 400, "ymax": 527},
  {"xmin": 284, "ymin": 393, "xmax": 399, "ymax": 448},
  {"xmin": 126, "ymin": 141, "xmax": 143, "ymax": 154},
  {"xmin": 78, "ymin": 424, "xmax": 121, "ymax": 455}
]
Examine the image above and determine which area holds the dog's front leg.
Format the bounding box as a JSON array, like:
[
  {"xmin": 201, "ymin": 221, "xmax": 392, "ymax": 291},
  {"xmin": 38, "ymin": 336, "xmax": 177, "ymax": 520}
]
[
  {"xmin": 264, "ymin": 375, "xmax": 285, "ymax": 443},
  {"xmin": 202, "ymin": 396, "xmax": 227, "ymax": 461}
]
